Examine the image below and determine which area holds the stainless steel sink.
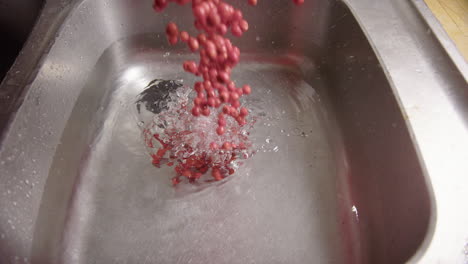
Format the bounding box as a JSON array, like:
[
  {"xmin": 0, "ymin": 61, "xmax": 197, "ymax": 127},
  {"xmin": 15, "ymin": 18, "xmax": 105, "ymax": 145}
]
[{"xmin": 0, "ymin": 0, "xmax": 467, "ymax": 263}]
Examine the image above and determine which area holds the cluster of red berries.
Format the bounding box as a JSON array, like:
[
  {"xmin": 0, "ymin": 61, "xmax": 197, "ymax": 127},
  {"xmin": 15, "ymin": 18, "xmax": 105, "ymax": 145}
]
[
  {"xmin": 155, "ymin": 0, "xmax": 302, "ymax": 144},
  {"xmin": 152, "ymin": 0, "xmax": 304, "ymax": 184}
]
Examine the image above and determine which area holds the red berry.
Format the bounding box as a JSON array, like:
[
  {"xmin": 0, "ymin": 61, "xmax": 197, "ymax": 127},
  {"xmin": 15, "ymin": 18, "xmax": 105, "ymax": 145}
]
[
  {"xmin": 230, "ymin": 91, "xmax": 239, "ymax": 101},
  {"xmin": 188, "ymin": 37, "xmax": 200, "ymax": 51},
  {"xmin": 206, "ymin": 41, "xmax": 217, "ymax": 59},
  {"xmin": 183, "ymin": 60, "xmax": 198, "ymax": 74},
  {"xmin": 192, "ymin": 106, "xmax": 201, "ymax": 116},
  {"xmin": 180, "ymin": 31, "xmax": 189, "ymax": 42},
  {"xmin": 204, "ymin": 80, "xmax": 213, "ymax": 90},
  {"xmin": 194, "ymin": 5, "xmax": 207, "ymax": 18},
  {"xmin": 223, "ymin": 105, "xmax": 230, "ymax": 114},
  {"xmin": 230, "ymin": 109, "xmax": 239, "ymax": 117},
  {"xmin": 212, "ymin": 168, "xmax": 223, "ymax": 181},
  {"xmin": 168, "ymin": 36, "xmax": 178, "ymax": 45},
  {"xmin": 207, "ymin": 89, "xmax": 216, "ymax": 98},
  {"xmin": 194, "ymin": 97, "xmax": 203, "ymax": 106},
  {"xmin": 166, "ymin": 22, "xmax": 178, "ymax": 37},
  {"xmin": 220, "ymin": 91, "xmax": 230, "ymax": 102},
  {"xmin": 231, "ymin": 23, "xmax": 242, "ymax": 37},
  {"xmin": 202, "ymin": 107, "xmax": 211, "ymax": 116},
  {"xmin": 248, "ymin": 0, "xmax": 257, "ymax": 6},
  {"xmin": 218, "ymin": 71, "xmax": 230, "ymax": 83},
  {"xmin": 207, "ymin": 12, "xmax": 221, "ymax": 28},
  {"xmin": 182, "ymin": 170, "xmax": 192, "ymax": 178},
  {"xmin": 218, "ymin": 24, "xmax": 228, "ymax": 34},
  {"xmin": 242, "ymin": 84, "xmax": 251, "ymax": 94},
  {"xmin": 228, "ymin": 81, "xmax": 236, "ymax": 91},
  {"xmin": 194, "ymin": 82, "xmax": 204, "ymax": 93},
  {"xmin": 233, "ymin": 10, "xmax": 243, "ymax": 20},
  {"xmin": 240, "ymin": 107, "xmax": 248, "ymax": 117},
  {"xmin": 222, "ymin": 142, "xmax": 232, "ymax": 150},
  {"xmin": 216, "ymin": 126, "xmax": 225, "ymax": 135},
  {"xmin": 209, "ymin": 68, "xmax": 218, "ymax": 80},
  {"xmin": 153, "ymin": 0, "xmax": 168, "ymax": 12},
  {"xmin": 210, "ymin": 142, "xmax": 219, "ymax": 150},
  {"xmin": 239, "ymin": 19, "xmax": 249, "ymax": 32},
  {"xmin": 218, "ymin": 117, "xmax": 227, "ymax": 126},
  {"xmin": 214, "ymin": 98, "xmax": 221, "ymax": 107},
  {"xmin": 197, "ymin": 33, "xmax": 207, "ymax": 45},
  {"xmin": 231, "ymin": 100, "xmax": 241, "ymax": 108},
  {"xmin": 236, "ymin": 116, "xmax": 246, "ymax": 126},
  {"xmin": 207, "ymin": 97, "xmax": 216, "ymax": 107},
  {"xmin": 197, "ymin": 91, "xmax": 206, "ymax": 99}
]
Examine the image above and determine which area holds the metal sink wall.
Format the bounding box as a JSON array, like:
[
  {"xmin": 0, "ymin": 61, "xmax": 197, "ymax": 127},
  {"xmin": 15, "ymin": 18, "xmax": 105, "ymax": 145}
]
[{"xmin": 3, "ymin": 0, "xmax": 462, "ymax": 263}]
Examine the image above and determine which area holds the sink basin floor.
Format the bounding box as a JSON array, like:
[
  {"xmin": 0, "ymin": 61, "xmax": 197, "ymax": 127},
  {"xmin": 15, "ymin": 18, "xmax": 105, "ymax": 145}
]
[{"xmin": 37, "ymin": 35, "xmax": 358, "ymax": 264}]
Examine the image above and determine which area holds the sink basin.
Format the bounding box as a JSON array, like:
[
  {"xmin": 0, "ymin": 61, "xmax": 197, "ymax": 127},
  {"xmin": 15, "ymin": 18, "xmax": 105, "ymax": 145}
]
[{"xmin": 0, "ymin": 0, "xmax": 467, "ymax": 263}]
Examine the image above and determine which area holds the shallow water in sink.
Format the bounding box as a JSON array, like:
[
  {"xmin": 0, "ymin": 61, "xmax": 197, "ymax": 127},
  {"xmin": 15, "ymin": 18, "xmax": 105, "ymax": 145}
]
[{"xmin": 38, "ymin": 35, "xmax": 354, "ymax": 263}]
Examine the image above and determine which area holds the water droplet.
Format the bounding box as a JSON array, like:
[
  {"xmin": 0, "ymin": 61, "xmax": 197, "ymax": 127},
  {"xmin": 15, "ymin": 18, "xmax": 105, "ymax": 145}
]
[
  {"xmin": 266, "ymin": 138, "xmax": 272, "ymax": 144},
  {"xmin": 163, "ymin": 52, "xmax": 170, "ymax": 58},
  {"xmin": 351, "ymin": 205, "xmax": 359, "ymax": 222},
  {"xmin": 273, "ymin": 146, "xmax": 279, "ymax": 152}
]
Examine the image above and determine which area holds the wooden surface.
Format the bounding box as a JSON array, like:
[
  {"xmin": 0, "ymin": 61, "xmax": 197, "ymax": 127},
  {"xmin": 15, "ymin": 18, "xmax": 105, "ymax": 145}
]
[{"xmin": 424, "ymin": 0, "xmax": 468, "ymax": 60}]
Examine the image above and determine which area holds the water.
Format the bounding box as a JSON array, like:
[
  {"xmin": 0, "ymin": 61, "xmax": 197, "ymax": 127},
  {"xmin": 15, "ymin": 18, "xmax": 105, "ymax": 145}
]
[{"xmin": 133, "ymin": 79, "xmax": 258, "ymax": 184}]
